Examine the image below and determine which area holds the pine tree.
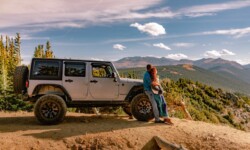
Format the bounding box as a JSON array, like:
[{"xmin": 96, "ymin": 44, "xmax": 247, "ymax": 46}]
[
  {"xmin": 0, "ymin": 36, "xmax": 9, "ymax": 97},
  {"xmin": 34, "ymin": 46, "xmax": 39, "ymax": 58},
  {"xmin": 0, "ymin": 35, "xmax": 4, "ymax": 94},
  {"xmin": 34, "ymin": 44, "xmax": 45, "ymax": 58},
  {"xmin": 45, "ymin": 41, "xmax": 54, "ymax": 58},
  {"xmin": 6, "ymin": 38, "xmax": 16, "ymax": 92},
  {"xmin": 14, "ymin": 33, "xmax": 21, "ymax": 65},
  {"xmin": 33, "ymin": 41, "xmax": 54, "ymax": 58}
]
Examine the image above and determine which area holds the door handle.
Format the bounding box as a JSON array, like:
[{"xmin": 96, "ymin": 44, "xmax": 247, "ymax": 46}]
[
  {"xmin": 90, "ymin": 80, "xmax": 98, "ymax": 83},
  {"xmin": 65, "ymin": 79, "xmax": 73, "ymax": 83}
]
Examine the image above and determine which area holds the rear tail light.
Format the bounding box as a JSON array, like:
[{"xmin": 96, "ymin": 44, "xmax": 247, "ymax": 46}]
[{"xmin": 25, "ymin": 80, "xmax": 29, "ymax": 88}]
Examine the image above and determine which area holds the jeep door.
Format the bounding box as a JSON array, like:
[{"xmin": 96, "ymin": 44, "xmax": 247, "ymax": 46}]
[
  {"xmin": 89, "ymin": 63, "xmax": 119, "ymax": 100},
  {"xmin": 63, "ymin": 61, "xmax": 88, "ymax": 100}
]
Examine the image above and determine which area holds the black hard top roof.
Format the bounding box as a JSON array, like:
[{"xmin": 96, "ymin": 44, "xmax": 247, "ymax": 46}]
[{"xmin": 31, "ymin": 58, "xmax": 112, "ymax": 63}]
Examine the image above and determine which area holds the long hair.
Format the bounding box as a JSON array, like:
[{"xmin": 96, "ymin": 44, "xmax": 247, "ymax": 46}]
[{"xmin": 150, "ymin": 67, "xmax": 160, "ymax": 86}]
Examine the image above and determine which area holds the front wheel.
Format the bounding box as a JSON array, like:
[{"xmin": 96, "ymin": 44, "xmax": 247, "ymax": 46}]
[
  {"xmin": 131, "ymin": 93, "xmax": 154, "ymax": 121},
  {"xmin": 34, "ymin": 94, "xmax": 67, "ymax": 125}
]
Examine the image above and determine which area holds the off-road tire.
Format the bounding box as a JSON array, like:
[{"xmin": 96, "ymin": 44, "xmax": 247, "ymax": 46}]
[
  {"xmin": 131, "ymin": 93, "xmax": 154, "ymax": 121},
  {"xmin": 34, "ymin": 94, "xmax": 67, "ymax": 125},
  {"xmin": 13, "ymin": 66, "xmax": 29, "ymax": 94}
]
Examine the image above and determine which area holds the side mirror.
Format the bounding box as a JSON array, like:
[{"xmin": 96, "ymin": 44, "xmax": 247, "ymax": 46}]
[{"xmin": 112, "ymin": 72, "xmax": 117, "ymax": 82}]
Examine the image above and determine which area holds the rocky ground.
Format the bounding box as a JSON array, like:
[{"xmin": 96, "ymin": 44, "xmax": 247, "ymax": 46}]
[{"xmin": 0, "ymin": 111, "xmax": 249, "ymax": 150}]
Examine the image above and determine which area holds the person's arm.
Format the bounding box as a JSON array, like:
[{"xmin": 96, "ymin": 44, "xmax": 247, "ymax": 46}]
[
  {"xmin": 145, "ymin": 73, "xmax": 151, "ymax": 86},
  {"xmin": 143, "ymin": 72, "xmax": 151, "ymax": 91}
]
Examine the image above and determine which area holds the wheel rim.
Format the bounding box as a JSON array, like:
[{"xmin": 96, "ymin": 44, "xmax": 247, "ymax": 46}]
[
  {"xmin": 137, "ymin": 97, "xmax": 152, "ymax": 114},
  {"xmin": 40, "ymin": 102, "xmax": 60, "ymax": 119}
]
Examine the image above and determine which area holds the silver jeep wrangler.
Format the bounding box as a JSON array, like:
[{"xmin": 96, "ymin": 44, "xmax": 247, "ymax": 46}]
[{"xmin": 14, "ymin": 58, "xmax": 154, "ymax": 124}]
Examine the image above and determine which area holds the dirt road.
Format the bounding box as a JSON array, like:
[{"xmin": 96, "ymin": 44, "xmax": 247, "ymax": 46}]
[{"xmin": 0, "ymin": 111, "xmax": 249, "ymax": 150}]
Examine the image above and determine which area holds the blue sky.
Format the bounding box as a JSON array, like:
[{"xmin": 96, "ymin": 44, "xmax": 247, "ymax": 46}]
[{"xmin": 1, "ymin": 0, "xmax": 250, "ymax": 65}]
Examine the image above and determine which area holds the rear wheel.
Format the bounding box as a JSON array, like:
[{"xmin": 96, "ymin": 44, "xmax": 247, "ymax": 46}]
[
  {"xmin": 13, "ymin": 66, "xmax": 29, "ymax": 94},
  {"xmin": 131, "ymin": 93, "xmax": 154, "ymax": 121},
  {"xmin": 34, "ymin": 94, "xmax": 67, "ymax": 125}
]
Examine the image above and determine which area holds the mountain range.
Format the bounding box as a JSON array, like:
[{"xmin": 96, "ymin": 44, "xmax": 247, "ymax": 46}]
[
  {"xmin": 114, "ymin": 57, "xmax": 250, "ymax": 95},
  {"xmin": 114, "ymin": 56, "xmax": 250, "ymax": 69}
]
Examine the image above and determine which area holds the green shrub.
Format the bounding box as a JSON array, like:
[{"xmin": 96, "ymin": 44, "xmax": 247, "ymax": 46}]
[
  {"xmin": 172, "ymin": 110, "xmax": 185, "ymax": 119},
  {"xmin": 188, "ymin": 106, "xmax": 208, "ymax": 121},
  {"xmin": 203, "ymin": 110, "xmax": 220, "ymax": 123},
  {"xmin": 0, "ymin": 95, "xmax": 33, "ymax": 111}
]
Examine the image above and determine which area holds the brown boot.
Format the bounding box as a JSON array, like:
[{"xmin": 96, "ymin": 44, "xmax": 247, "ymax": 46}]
[{"xmin": 164, "ymin": 118, "xmax": 174, "ymax": 125}]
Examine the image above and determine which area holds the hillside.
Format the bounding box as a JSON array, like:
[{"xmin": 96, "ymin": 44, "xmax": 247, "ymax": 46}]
[
  {"xmin": 118, "ymin": 64, "xmax": 250, "ymax": 95},
  {"xmin": 193, "ymin": 58, "xmax": 244, "ymax": 70},
  {"xmin": 244, "ymin": 64, "xmax": 250, "ymax": 69},
  {"xmin": 0, "ymin": 112, "xmax": 249, "ymax": 150},
  {"xmin": 194, "ymin": 58, "xmax": 250, "ymax": 84},
  {"xmin": 119, "ymin": 73, "xmax": 250, "ymax": 131},
  {"xmin": 160, "ymin": 78, "xmax": 250, "ymax": 131}
]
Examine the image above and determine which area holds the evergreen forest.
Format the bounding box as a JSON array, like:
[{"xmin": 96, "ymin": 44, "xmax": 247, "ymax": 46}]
[{"xmin": 0, "ymin": 33, "xmax": 54, "ymax": 111}]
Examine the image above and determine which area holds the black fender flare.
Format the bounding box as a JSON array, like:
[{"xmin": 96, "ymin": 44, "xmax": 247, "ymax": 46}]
[
  {"xmin": 124, "ymin": 85, "xmax": 144, "ymax": 102},
  {"xmin": 32, "ymin": 84, "xmax": 72, "ymax": 101}
]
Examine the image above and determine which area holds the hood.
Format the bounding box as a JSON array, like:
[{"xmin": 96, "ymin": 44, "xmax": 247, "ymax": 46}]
[{"xmin": 119, "ymin": 78, "xmax": 143, "ymax": 84}]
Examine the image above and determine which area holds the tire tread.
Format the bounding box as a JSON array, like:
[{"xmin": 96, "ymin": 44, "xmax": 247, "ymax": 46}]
[{"xmin": 34, "ymin": 94, "xmax": 67, "ymax": 125}]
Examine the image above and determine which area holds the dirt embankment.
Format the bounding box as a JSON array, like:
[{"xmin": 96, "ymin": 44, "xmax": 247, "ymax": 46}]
[{"xmin": 0, "ymin": 112, "xmax": 249, "ymax": 150}]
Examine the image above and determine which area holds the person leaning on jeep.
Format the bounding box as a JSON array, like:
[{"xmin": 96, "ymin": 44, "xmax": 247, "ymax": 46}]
[{"xmin": 143, "ymin": 64, "xmax": 164, "ymax": 123}]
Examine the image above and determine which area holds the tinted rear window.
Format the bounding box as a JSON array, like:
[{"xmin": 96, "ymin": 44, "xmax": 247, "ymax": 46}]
[{"xmin": 30, "ymin": 60, "xmax": 62, "ymax": 80}]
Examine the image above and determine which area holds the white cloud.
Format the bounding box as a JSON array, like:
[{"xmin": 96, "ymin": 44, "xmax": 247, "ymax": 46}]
[
  {"xmin": 173, "ymin": 42, "xmax": 195, "ymax": 48},
  {"xmin": 184, "ymin": 12, "xmax": 215, "ymax": 18},
  {"xmin": 235, "ymin": 59, "xmax": 250, "ymax": 65},
  {"xmin": 204, "ymin": 50, "xmax": 222, "ymax": 57},
  {"xmin": 27, "ymin": 22, "xmax": 85, "ymax": 29},
  {"xmin": 1, "ymin": 0, "xmax": 250, "ymax": 31},
  {"xmin": 130, "ymin": 22, "xmax": 166, "ymax": 36},
  {"xmin": 220, "ymin": 49, "xmax": 235, "ymax": 56},
  {"xmin": 204, "ymin": 49, "xmax": 235, "ymax": 57},
  {"xmin": 178, "ymin": 1, "xmax": 250, "ymax": 18},
  {"xmin": 117, "ymin": 7, "xmax": 176, "ymax": 20},
  {"xmin": 0, "ymin": 0, "xmax": 161, "ymax": 28},
  {"xmin": 113, "ymin": 44, "xmax": 126, "ymax": 51},
  {"xmin": 153, "ymin": 43, "xmax": 171, "ymax": 50},
  {"xmin": 202, "ymin": 27, "xmax": 250, "ymax": 38},
  {"xmin": 165, "ymin": 53, "xmax": 188, "ymax": 60}
]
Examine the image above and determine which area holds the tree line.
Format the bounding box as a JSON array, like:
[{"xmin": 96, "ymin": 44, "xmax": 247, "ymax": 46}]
[
  {"xmin": 0, "ymin": 33, "xmax": 54, "ymax": 111},
  {"xmin": 0, "ymin": 33, "xmax": 21, "ymax": 97}
]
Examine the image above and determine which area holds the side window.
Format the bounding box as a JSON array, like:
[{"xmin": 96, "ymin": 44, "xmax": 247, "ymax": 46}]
[
  {"xmin": 92, "ymin": 63, "xmax": 113, "ymax": 78},
  {"xmin": 31, "ymin": 60, "xmax": 61, "ymax": 80},
  {"xmin": 65, "ymin": 63, "xmax": 86, "ymax": 77}
]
